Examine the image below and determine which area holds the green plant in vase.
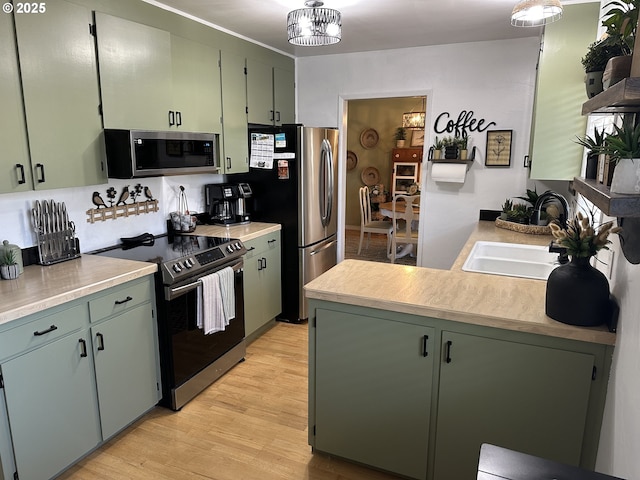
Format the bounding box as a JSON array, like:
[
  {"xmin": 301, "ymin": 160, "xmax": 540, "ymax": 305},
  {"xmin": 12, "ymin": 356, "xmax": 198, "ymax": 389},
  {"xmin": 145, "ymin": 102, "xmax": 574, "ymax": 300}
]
[
  {"xmin": 506, "ymin": 203, "xmax": 530, "ymax": 224},
  {"xmin": 431, "ymin": 136, "xmax": 445, "ymax": 159},
  {"xmin": 599, "ymin": 121, "xmax": 640, "ymax": 193},
  {"xmin": 394, "ymin": 127, "xmax": 407, "ymax": 148},
  {"xmin": 0, "ymin": 248, "xmax": 19, "ymax": 280},
  {"xmin": 574, "ymin": 127, "xmax": 606, "ymax": 179},
  {"xmin": 598, "ymin": 0, "xmax": 639, "ymax": 88}
]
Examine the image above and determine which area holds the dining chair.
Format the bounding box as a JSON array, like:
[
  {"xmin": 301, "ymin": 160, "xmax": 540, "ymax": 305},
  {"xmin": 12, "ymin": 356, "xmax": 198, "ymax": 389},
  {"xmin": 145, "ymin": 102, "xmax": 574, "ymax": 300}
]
[
  {"xmin": 389, "ymin": 194, "xmax": 420, "ymax": 264},
  {"xmin": 358, "ymin": 186, "xmax": 393, "ymax": 255}
]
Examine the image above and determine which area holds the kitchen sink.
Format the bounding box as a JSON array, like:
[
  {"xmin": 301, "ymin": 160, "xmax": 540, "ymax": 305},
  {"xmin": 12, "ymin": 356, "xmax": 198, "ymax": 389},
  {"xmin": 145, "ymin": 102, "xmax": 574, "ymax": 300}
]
[{"xmin": 462, "ymin": 241, "xmax": 560, "ymax": 280}]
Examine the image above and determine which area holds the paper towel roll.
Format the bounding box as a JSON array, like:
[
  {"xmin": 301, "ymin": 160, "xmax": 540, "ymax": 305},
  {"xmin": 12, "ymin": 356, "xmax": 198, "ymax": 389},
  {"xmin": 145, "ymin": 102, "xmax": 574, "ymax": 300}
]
[{"xmin": 431, "ymin": 162, "xmax": 467, "ymax": 183}]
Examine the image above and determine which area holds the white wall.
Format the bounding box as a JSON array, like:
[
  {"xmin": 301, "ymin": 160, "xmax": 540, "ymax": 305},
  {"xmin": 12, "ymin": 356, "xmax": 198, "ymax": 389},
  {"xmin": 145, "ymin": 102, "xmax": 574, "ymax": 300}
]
[
  {"xmin": 296, "ymin": 37, "xmax": 540, "ymax": 269},
  {"xmin": 0, "ymin": 173, "xmax": 225, "ymax": 253}
]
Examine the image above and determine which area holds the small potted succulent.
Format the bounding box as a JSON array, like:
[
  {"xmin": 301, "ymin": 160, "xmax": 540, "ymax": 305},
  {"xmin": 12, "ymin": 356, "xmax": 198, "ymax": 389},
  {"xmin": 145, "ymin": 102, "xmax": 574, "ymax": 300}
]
[
  {"xmin": 0, "ymin": 247, "xmax": 20, "ymax": 280},
  {"xmin": 431, "ymin": 136, "xmax": 445, "ymax": 159},
  {"xmin": 599, "ymin": 121, "xmax": 640, "ymax": 193},
  {"xmin": 574, "ymin": 127, "xmax": 606, "ymax": 179},
  {"xmin": 455, "ymin": 136, "xmax": 470, "ymax": 160},
  {"xmin": 394, "ymin": 127, "xmax": 407, "ymax": 148}
]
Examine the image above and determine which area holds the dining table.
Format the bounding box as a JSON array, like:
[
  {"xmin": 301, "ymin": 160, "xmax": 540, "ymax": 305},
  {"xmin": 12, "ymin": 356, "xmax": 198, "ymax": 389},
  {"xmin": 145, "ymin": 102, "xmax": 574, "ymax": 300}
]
[{"xmin": 377, "ymin": 199, "xmax": 420, "ymax": 260}]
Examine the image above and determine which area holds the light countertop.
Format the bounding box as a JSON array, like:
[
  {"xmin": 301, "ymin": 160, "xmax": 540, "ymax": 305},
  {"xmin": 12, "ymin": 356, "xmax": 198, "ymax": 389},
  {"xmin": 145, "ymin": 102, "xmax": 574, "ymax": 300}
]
[
  {"xmin": 305, "ymin": 221, "xmax": 616, "ymax": 345},
  {"xmin": 191, "ymin": 222, "xmax": 281, "ymax": 242},
  {"xmin": 0, "ymin": 255, "xmax": 157, "ymax": 326}
]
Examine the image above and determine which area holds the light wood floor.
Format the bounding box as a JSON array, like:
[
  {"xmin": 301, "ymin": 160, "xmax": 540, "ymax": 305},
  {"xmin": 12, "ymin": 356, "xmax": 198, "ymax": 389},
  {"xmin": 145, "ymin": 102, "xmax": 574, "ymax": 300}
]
[{"xmin": 58, "ymin": 322, "xmax": 400, "ymax": 480}]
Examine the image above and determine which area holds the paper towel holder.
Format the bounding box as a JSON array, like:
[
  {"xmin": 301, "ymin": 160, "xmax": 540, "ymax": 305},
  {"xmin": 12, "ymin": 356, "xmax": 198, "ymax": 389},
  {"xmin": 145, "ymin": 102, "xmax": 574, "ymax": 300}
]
[{"xmin": 428, "ymin": 146, "xmax": 475, "ymax": 171}]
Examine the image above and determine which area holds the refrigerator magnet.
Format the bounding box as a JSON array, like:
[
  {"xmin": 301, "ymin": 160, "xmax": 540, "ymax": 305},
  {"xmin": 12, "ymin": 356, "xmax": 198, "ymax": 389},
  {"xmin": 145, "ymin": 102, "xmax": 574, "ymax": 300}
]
[{"xmin": 278, "ymin": 160, "xmax": 290, "ymax": 179}]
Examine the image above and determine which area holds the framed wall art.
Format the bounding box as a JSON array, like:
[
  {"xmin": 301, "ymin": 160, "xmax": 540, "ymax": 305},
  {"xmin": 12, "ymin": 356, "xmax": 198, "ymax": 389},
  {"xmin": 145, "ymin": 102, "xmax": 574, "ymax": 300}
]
[
  {"xmin": 410, "ymin": 129, "xmax": 425, "ymax": 147},
  {"xmin": 485, "ymin": 130, "xmax": 512, "ymax": 167}
]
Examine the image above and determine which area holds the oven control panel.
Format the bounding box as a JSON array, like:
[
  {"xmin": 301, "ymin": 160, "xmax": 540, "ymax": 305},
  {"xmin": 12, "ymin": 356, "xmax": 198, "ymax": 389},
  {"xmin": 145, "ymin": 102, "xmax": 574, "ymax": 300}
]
[{"xmin": 162, "ymin": 240, "xmax": 246, "ymax": 283}]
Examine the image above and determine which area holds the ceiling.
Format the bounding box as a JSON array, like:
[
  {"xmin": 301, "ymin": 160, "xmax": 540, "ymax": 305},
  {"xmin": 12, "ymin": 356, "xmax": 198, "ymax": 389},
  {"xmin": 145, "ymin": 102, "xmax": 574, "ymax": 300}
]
[{"xmin": 143, "ymin": 0, "xmax": 567, "ymax": 58}]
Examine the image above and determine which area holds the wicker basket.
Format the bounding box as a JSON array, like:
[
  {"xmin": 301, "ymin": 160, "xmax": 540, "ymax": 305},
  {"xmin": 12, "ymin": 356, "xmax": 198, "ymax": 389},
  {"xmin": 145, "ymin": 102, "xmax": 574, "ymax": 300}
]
[{"xmin": 495, "ymin": 218, "xmax": 551, "ymax": 235}]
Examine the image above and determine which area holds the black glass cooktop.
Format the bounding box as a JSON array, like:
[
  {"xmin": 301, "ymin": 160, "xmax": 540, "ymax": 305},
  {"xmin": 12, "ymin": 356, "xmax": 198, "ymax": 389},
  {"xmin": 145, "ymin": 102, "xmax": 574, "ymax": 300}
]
[{"xmin": 91, "ymin": 233, "xmax": 236, "ymax": 265}]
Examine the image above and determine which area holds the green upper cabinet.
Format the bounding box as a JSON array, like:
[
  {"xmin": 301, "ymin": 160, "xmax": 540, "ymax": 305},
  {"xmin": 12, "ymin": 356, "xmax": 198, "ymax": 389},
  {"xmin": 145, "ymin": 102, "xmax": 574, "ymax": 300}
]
[
  {"xmin": 95, "ymin": 12, "xmax": 173, "ymax": 131},
  {"xmin": 170, "ymin": 35, "xmax": 223, "ymax": 134},
  {"xmin": 220, "ymin": 51, "xmax": 249, "ymax": 174},
  {"xmin": 273, "ymin": 66, "xmax": 295, "ymax": 125},
  {"xmin": 529, "ymin": 3, "xmax": 599, "ymax": 180},
  {"xmin": 96, "ymin": 13, "xmax": 223, "ymax": 134},
  {"xmin": 0, "ymin": 13, "xmax": 31, "ymax": 193},
  {"xmin": 247, "ymin": 58, "xmax": 274, "ymax": 125},
  {"xmin": 247, "ymin": 58, "xmax": 295, "ymax": 126},
  {"xmin": 13, "ymin": 0, "xmax": 106, "ymax": 190}
]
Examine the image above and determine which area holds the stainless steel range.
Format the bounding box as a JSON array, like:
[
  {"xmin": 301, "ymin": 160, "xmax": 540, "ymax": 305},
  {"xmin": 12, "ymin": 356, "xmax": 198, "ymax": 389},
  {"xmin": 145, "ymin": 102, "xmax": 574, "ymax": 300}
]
[{"xmin": 92, "ymin": 232, "xmax": 246, "ymax": 410}]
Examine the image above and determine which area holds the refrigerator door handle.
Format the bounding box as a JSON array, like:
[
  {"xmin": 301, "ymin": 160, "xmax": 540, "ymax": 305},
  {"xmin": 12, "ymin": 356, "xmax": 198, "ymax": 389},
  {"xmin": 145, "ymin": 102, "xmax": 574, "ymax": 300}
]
[
  {"xmin": 309, "ymin": 238, "xmax": 336, "ymax": 256},
  {"xmin": 320, "ymin": 139, "xmax": 334, "ymax": 228}
]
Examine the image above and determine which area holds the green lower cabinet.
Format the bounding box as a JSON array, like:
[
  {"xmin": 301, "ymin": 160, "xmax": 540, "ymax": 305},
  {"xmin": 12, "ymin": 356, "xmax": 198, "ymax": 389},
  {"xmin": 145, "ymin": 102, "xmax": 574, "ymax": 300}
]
[
  {"xmin": 308, "ymin": 300, "xmax": 612, "ymax": 480},
  {"xmin": 243, "ymin": 232, "xmax": 282, "ymax": 339},
  {"xmin": 314, "ymin": 308, "xmax": 434, "ymax": 480},
  {"xmin": 92, "ymin": 302, "xmax": 160, "ymax": 440},
  {"xmin": 2, "ymin": 331, "xmax": 101, "ymax": 480},
  {"xmin": 433, "ymin": 331, "xmax": 595, "ymax": 480}
]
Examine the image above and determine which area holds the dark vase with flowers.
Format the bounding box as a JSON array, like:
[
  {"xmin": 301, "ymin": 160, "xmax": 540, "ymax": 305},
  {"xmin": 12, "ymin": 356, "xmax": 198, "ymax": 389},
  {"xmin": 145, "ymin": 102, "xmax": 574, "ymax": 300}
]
[
  {"xmin": 545, "ymin": 256, "xmax": 610, "ymax": 327},
  {"xmin": 546, "ymin": 212, "xmax": 621, "ymax": 328}
]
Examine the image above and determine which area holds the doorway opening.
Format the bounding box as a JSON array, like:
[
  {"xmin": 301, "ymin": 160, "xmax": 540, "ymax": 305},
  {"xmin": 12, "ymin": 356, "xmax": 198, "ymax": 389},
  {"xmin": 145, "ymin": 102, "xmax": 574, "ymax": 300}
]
[{"xmin": 340, "ymin": 95, "xmax": 427, "ymax": 267}]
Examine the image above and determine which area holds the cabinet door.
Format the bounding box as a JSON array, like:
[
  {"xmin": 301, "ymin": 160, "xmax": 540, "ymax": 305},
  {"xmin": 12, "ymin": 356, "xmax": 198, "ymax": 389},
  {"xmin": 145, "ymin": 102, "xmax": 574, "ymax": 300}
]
[
  {"xmin": 171, "ymin": 35, "xmax": 223, "ymax": 134},
  {"xmin": 220, "ymin": 51, "xmax": 249, "ymax": 174},
  {"xmin": 2, "ymin": 332, "xmax": 101, "ymax": 480},
  {"xmin": 246, "ymin": 58, "xmax": 274, "ymax": 125},
  {"xmin": 243, "ymin": 233, "xmax": 282, "ymax": 338},
  {"xmin": 314, "ymin": 309, "xmax": 433, "ymax": 480},
  {"xmin": 15, "ymin": 0, "xmax": 106, "ymax": 190},
  {"xmin": 529, "ymin": 3, "xmax": 599, "ymax": 180},
  {"xmin": 434, "ymin": 331, "xmax": 595, "ymax": 480},
  {"xmin": 0, "ymin": 13, "xmax": 31, "ymax": 193},
  {"xmin": 96, "ymin": 12, "xmax": 172, "ymax": 131},
  {"xmin": 92, "ymin": 302, "xmax": 160, "ymax": 440},
  {"xmin": 273, "ymin": 66, "xmax": 295, "ymax": 125}
]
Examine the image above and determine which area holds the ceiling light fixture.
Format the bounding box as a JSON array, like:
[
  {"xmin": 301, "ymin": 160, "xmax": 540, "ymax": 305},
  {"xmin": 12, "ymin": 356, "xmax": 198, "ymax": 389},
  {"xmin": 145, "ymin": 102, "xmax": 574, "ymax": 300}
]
[
  {"xmin": 402, "ymin": 112, "xmax": 426, "ymax": 130},
  {"xmin": 511, "ymin": 0, "xmax": 563, "ymax": 27},
  {"xmin": 287, "ymin": 0, "xmax": 342, "ymax": 46}
]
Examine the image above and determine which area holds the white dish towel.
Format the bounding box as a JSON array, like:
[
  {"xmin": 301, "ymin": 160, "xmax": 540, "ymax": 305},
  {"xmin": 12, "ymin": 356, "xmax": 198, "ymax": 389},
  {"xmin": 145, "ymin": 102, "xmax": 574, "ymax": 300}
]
[
  {"xmin": 217, "ymin": 266, "xmax": 236, "ymax": 323},
  {"xmin": 196, "ymin": 267, "xmax": 236, "ymax": 335}
]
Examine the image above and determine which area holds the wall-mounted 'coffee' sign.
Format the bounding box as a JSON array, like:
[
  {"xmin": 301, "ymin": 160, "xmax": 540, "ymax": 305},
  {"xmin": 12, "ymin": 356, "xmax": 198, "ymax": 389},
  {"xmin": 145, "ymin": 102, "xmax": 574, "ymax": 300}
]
[{"xmin": 434, "ymin": 110, "xmax": 496, "ymax": 138}]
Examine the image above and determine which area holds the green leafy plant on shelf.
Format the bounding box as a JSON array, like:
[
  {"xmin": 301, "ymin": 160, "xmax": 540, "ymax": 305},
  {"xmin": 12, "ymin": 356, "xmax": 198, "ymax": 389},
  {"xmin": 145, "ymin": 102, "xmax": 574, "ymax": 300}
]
[
  {"xmin": 394, "ymin": 127, "xmax": 407, "ymax": 141},
  {"xmin": 600, "ymin": 122, "xmax": 640, "ymax": 160},
  {"xmin": 574, "ymin": 127, "xmax": 607, "ymax": 156},
  {"xmin": 601, "ymin": 0, "xmax": 639, "ymax": 56}
]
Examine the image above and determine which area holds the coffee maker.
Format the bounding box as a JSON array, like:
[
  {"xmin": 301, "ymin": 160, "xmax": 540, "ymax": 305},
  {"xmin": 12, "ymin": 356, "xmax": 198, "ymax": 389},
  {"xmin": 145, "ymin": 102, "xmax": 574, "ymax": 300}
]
[{"xmin": 205, "ymin": 183, "xmax": 252, "ymax": 225}]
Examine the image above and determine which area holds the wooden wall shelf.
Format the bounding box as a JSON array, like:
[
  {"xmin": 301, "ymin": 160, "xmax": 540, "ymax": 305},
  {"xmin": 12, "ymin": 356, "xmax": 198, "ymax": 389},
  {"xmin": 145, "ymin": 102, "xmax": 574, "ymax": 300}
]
[
  {"xmin": 573, "ymin": 177, "xmax": 640, "ymax": 217},
  {"xmin": 582, "ymin": 77, "xmax": 640, "ymax": 115}
]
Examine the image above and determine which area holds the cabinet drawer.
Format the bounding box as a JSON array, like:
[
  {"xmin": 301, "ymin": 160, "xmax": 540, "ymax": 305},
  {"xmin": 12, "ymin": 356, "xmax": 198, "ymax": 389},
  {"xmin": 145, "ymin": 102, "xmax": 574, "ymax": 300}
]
[
  {"xmin": 392, "ymin": 148, "xmax": 423, "ymax": 162},
  {"xmin": 244, "ymin": 233, "xmax": 280, "ymax": 258},
  {"xmin": 89, "ymin": 279, "xmax": 152, "ymax": 323},
  {"xmin": 0, "ymin": 304, "xmax": 88, "ymax": 361}
]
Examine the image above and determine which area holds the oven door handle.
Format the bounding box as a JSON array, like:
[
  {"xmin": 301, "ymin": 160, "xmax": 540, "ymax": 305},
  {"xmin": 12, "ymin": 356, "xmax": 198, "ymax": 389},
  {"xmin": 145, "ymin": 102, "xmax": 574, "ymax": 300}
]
[{"xmin": 166, "ymin": 280, "xmax": 202, "ymax": 300}]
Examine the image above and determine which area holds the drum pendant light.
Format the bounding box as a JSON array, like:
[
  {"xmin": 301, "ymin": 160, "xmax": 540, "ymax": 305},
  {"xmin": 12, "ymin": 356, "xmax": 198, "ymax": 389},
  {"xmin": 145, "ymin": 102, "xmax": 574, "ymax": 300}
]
[
  {"xmin": 511, "ymin": 0, "xmax": 563, "ymax": 27},
  {"xmin": 287, "ymin": 1, "xmax": 342, "ymax": 46}
]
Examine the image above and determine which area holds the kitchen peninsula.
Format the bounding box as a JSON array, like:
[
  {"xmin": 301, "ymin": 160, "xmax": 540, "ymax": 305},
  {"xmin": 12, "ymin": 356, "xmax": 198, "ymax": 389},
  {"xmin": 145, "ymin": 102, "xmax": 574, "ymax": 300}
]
[{"xmin": 305, "ymin": 221, "xmax": 615, "ymax": 480}]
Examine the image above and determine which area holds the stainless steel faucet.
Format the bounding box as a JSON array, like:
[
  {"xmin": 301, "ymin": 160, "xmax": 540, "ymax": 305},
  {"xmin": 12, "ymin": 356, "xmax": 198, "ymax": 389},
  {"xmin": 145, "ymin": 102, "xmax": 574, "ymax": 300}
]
[{"xmin": 531, "ymin": 191, "xmax": 571, "ymax": 228}]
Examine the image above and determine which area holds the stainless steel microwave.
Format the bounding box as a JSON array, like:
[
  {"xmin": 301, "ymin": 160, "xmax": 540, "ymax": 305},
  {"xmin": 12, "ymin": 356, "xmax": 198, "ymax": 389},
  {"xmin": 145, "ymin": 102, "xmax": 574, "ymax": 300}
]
[{"xmin": 104, "ymin": 129, "xmax": 220, "ymax": 178}]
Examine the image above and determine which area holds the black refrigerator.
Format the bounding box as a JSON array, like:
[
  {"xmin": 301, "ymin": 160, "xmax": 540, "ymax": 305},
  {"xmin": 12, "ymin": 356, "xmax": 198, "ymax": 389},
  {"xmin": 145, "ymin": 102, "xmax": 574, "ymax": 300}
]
[{"xmin": 237, "ymin": 124, "xmax": 338, "ymax": 323}]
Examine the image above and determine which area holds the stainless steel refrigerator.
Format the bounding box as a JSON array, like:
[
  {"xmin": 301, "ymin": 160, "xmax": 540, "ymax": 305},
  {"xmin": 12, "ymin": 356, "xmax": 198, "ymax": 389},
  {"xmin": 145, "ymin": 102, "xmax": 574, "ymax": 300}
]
[{"xmin": 238, "ymin": 124, "xmax": 338, "ymax": 323}]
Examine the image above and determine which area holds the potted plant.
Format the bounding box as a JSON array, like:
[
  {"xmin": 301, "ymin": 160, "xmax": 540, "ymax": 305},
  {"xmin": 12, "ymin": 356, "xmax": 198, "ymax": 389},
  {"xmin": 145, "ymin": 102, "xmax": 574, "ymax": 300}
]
[
  {"xmin": 0, "ymin": 247, "xmax": 20, "ymax": 280},
  {"xmin": 431, "ymin": 136, "xmax": 445, "ymax": 159},
  {"xmin": 599, "ymin": 0, "xmax": 639, "ymax": 89},
  {"xmin": 581, "ymin": 38, "xmax": 626, "ymax": 97},
  {"xmin": 442, "ymin": 136, "xmax": 458, "ymax": 159},
  {"xmin": 455, "ymin": 136, "xmax": 470, "ymax": 160},
  {"xmin": 599, "ymin": 121, "xmax": 640, "ymax": 193},
  {"xmin": 574, "ymin": 127, "xmax": 606, "ymax": 179},
  {"xmin": 546, "ymin": 211, "xmax": 621, "ymax": 326},
  {"xmin": 394, "ymin": 127, "xmax": 407, "ymax": 148},
  {"xmin": 500, "ymin": 198, "xmax": 513, "ymax": 220},
  {"xmin": 506, "ymin": 203, "xmax": 530, "ymax": 224}
]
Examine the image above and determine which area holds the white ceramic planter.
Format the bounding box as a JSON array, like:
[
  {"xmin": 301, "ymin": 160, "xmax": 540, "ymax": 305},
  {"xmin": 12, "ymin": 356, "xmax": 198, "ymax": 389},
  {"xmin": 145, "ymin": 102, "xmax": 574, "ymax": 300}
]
[
  {"xmin": 0, "ymin": 264, "xmax": 19, "ymax": 280},
  {"xmin": 610, "ymin": 158, "xmax": 640, "ymax": 194}
]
